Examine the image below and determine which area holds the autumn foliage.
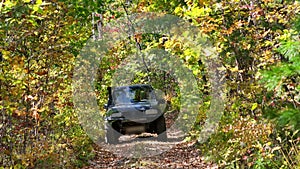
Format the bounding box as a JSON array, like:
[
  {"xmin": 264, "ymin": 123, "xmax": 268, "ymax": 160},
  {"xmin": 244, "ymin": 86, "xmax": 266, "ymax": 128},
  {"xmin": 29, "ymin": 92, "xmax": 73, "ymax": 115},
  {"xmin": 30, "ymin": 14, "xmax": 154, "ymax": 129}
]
[{"xmin": 1, "ymin": 0, "xmax": 300, "ymax": 168}]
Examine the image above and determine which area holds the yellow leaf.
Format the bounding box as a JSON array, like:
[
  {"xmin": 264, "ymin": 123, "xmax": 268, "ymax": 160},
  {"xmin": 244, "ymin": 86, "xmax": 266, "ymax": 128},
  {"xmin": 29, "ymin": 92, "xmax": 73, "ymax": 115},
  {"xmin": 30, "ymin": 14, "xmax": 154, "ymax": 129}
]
[
  {"xmin": 33, "ymin": 5, "xmax": 39, "ymax": 12},
  {"xmin": 251, "ymin": 103, "xmax": 258, "ymax": 111},
  {"xmin": 36, "ymin": 0, "xmax": 42, "ymax": 5},
  {"xmin": 174, "ymin": 6, "xmax": 182, "ymax": 15},
  {"xmin": 230, "ymin": 66, "xmax": 239, "ymax": 72},
  {"xmin": 32, "ymin": 0, "xmax": 42, "ymax": 12}
]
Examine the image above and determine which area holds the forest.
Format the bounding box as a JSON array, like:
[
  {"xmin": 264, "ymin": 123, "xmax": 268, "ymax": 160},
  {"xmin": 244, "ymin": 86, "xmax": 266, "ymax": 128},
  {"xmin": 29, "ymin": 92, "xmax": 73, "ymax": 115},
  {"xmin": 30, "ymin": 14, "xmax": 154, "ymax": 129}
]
[{"xmin": 1, "ymin": 0, "xmax": 300, "ymax": 168}]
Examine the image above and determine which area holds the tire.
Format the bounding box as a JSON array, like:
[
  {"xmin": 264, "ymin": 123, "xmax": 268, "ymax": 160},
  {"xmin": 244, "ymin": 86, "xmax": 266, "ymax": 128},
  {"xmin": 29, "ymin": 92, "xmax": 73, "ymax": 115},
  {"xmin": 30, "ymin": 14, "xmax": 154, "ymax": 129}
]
[
  {"xmin": 105, "ymin": 122, "xmax": 119, "ymax": 144},
  {"xmin": 155, "ymin": 115, "xmax": 167, "ymax": 142}
]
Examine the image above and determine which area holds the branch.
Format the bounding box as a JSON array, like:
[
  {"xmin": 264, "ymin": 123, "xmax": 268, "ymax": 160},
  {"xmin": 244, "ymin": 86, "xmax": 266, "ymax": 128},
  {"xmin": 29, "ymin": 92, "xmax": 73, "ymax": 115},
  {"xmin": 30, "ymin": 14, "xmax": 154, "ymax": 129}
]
[{"xmin": 121, "ymin": 2, "xmax": 151, "ymax": 74}]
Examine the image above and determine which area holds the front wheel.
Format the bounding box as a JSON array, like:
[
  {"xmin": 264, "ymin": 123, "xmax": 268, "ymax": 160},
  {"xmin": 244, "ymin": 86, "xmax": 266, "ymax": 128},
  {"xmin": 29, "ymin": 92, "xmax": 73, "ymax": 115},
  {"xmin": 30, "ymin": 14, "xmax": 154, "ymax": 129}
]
[
  {"xmin": 154, "ymin": 115, "xmax": 167, "ymax": 142},
  {"xmin": 105, "ymin": 122, "xmax": 119, "ymax": 144}
]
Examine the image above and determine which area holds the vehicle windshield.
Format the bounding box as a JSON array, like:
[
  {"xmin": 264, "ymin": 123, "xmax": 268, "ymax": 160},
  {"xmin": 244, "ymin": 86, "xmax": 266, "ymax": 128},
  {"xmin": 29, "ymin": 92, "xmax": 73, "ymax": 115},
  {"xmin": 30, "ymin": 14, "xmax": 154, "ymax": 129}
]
[{"xmin": 113, "ymin": 85, "xmax": 156, "ymax": 105}]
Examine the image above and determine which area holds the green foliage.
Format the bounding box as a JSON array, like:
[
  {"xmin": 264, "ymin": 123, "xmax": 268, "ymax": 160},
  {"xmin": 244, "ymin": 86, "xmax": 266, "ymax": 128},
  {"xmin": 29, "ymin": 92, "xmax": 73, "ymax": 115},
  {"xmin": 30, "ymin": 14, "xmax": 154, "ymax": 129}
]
[
  {"xmin": 259, "ymin": 9, "xmax": 300, "ymax": 169},
  {"xmin": 260, "ymin": 36, "xmax": 300, "ymax": 91},
  {"xmin": 260, "ymin": 28, "xmax": 300, "ymax": 129},
  {"xmin": 277, "ymin": 109, "xmax": 300, "ymax": 130},
  {"xmin": 294, "ymin": 15, "xmax": 300, "ymax": 32}
]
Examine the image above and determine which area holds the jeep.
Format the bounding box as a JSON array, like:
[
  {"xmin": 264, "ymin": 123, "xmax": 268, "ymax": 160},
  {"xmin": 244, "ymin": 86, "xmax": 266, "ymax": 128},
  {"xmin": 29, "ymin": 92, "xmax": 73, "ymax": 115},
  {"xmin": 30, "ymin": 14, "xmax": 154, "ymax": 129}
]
[{"xmin": 104, "ymin": 84, "xmax": 167, "ymax": 144}]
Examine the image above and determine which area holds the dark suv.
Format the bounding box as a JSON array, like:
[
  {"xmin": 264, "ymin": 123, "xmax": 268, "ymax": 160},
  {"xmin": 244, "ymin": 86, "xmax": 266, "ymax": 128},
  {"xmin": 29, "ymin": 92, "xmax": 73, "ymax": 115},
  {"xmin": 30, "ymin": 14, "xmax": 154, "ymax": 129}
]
[{"xmin": 104, "ymin": 84, "xmax": 167, "ymax": 144}]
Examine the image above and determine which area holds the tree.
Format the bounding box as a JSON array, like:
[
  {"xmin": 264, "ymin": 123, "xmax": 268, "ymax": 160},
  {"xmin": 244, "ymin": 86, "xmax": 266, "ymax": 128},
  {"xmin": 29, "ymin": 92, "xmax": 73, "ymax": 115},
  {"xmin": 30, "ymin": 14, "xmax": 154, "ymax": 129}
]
[{"xmin": 0, "ymin": 0, "xmax": 95, "ymax": 167}]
